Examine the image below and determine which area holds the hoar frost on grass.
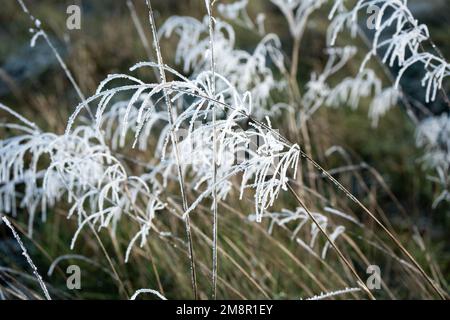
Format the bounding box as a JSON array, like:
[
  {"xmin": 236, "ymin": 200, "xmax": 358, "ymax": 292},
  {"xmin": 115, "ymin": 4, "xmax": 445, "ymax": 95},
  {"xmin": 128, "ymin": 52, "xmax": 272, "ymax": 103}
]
[{"xmin": 0, "ymin": 0, "xmax": 449, "ymax": 299}]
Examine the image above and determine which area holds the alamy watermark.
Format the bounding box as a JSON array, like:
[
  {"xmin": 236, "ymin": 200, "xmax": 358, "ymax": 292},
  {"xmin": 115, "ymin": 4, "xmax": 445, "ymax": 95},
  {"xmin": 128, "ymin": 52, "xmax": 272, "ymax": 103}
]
[
  {"xmin": 66, "ymin": 5, "xmax": 81, "ymax": 30},
  {"xmin": 366, "ymin": 4, "xmax": 381, "ymax": 30},
  {"xmin": 366, "ymin": 265, "xmax": 381, "ymax": 290},
  {"xmin": 66, "ymin": 264, "xmax": 81, "ymax": 290}
]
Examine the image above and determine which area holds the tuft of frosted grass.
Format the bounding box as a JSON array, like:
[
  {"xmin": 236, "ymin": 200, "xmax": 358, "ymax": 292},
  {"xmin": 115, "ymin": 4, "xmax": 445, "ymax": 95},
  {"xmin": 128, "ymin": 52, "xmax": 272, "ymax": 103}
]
[
  {"xmin": 328, "ymin": 0, "xmax": 450, "ymax": 104},
  {"xmin": 416, "ymin": 114, "xmax": 450, "ymax": 207},
  {"xmin": 416, "ymin": 114, "xmax": 450, "ymax": 172},
  {"xmin": 0, "ymin": 104, "xmax": 166, "ymax": 256},
  {"xmin": 217, "ymin": 0, "xmax": 255, "ymax": 31},
  {"xmin": 369, "ymin": 87, "xmax": 400, "ymax": 127},
  {"xmin": 70, "ymin": 55, "xmax": 299, "ymax": 224},
  {"xmin": 159, "ymin": 13, "xmax": 286, "ymax": 116},
  {"xmin": 301, "ymin": 46, "xmax": 398, "ymax": 126},
  {"xmin": 250, "ymin": 205, "xmax": 352, "ymax": 259},
  {"xmin": 0, "ymin": 124, "xmax": 109, "ymax": 236},
  {"xmin": 271, "ymin": 0, "xmax": 328, "ymax": 40},
  {"xmin": 304, "ymin": 287, "xmax": 361, "ymax": 300},
  {"xmin": 130, "ymin": 288, "xmax": 167, "ymax": 300},
  {"xmin": 2, "ymin": 216, "xmax": 51, "ymax": 300}
]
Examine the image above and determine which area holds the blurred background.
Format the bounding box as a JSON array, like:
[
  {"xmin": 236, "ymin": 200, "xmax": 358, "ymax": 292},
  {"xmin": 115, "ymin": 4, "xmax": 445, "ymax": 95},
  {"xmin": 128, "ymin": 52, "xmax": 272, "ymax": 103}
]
[{"xmin": 0, "ymin": 0, "xmax": 448, "ymax": 299}]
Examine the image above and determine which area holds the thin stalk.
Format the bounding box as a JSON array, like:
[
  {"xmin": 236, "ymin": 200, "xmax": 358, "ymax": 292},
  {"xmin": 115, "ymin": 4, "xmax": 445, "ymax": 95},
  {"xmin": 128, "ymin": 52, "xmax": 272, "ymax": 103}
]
[
  {"xmin": 166, "ymin": 198, "xmax": 271, "ymax": 299},
  {"xmin": 290, "ymin": 35, "xmax": 301, "ymax": 81},
  {"xmin": 87, "ymin": 221, "xmax": 130, "ymax": 299},
  {"xmin": 126, "ymin": 0, "xmax": 159, "ymax": 80},
  {"xmin": 144, "ymin": 0, "xmax": 198, "ymax": 299},
  {"xmin": 2, "ymin": 217, "xmax": 51, "ymax": 300},
  {"xmin": 286, "ymin": 184, "xmax": 376, "ymax": 300},
  {"xmin": 16, "ymin": 0, "xmax": 94, "ymax": 120},
  {"xmin": 127, "ymin": 0, "xmax": 153, "ymax": 59},
  {"xmin": 205, "ymin": 0, "xmax": 219, "ymax": 300}
]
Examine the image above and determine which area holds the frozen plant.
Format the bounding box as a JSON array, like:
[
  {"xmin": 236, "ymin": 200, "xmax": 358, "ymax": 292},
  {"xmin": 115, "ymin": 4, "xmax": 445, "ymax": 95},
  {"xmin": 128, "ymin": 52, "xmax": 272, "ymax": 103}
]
[
  {"xmin": 0, "ymin": 0, "xmax": 448, "ymax": 300},
  {"xmin": 250, "ymin": 205, "xmax": 360, "ymax": 259},
  {"xmin": 416, "ymin": 114, "xmax": 450, "ymax": 207},
  {"xmin": 329, "ymin": 0, "xmax": 450, "ymax": 104},
  {"xmin": 159, "ymin": 14, "xmax": 287, "ymax": 116}
]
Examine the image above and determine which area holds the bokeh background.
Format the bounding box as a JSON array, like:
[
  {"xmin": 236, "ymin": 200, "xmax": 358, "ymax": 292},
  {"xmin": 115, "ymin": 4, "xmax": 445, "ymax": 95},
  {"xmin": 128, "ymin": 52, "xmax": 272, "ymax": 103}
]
[{"xmin": 0, "ymin": 0, "xmax": 448, "ymax": 299}]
